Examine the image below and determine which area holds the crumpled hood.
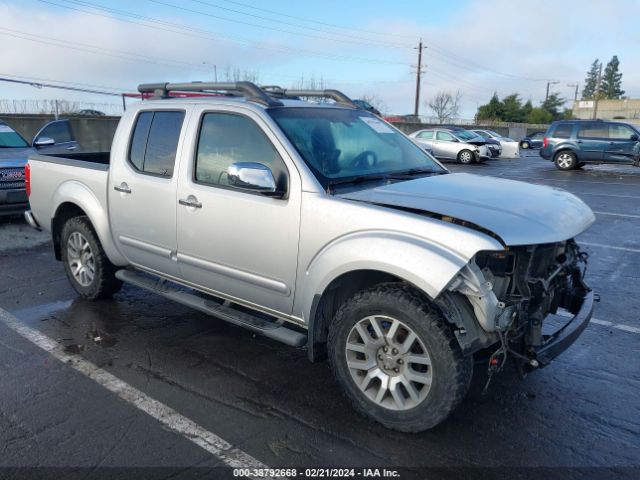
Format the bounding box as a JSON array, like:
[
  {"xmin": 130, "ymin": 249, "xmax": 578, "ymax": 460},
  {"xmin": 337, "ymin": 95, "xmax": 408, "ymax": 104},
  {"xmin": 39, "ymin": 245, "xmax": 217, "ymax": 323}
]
[{"xmin": 338, "ymin": 173, "xmax": 596, "ymax": 246}]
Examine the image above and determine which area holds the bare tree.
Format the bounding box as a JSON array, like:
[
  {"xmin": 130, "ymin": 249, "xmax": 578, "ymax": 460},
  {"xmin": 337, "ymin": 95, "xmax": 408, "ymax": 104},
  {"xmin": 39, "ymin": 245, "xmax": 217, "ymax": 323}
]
[
  {"xmin": 360, "ymin": 93, "xmax": 388, "ymax": 115},
  {"xmin": 427, "ymin": 90, "xmax": 462, "ymax": 124},
  {"xmin": 220, "ymin": 66, "xmax": 260, "ymax": 83}
]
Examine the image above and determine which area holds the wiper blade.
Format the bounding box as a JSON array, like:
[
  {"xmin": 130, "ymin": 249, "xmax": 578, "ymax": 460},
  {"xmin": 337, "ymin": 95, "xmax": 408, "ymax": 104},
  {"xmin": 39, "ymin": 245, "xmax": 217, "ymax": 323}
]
[
  {"xmin": 327, "ymin": 174, "xmax": 389, "ymax": 190},
  {"xmin": 386, "ymin": 168, "xmax": 446, "ymax": 179}
]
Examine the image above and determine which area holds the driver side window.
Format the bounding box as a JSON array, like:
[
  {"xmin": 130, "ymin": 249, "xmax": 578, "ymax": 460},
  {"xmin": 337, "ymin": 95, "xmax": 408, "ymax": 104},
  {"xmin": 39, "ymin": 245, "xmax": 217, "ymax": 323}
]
[{"xmin": 436, "ymin": 131, "xmax": 454, "ymax": 141}]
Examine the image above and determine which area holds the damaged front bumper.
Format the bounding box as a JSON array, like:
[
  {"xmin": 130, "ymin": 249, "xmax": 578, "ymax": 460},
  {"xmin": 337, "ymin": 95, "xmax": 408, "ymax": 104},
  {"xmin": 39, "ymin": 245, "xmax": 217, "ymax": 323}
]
[{"xmin": 534, "ymin": 289, "xmax": 594, "ymax": 366}]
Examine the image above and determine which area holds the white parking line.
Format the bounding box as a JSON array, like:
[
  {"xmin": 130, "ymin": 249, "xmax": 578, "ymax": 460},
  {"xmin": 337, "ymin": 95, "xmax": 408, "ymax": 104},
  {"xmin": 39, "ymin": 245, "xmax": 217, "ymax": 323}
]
[
  {"xmin": 593, "ymin": 211, "xmax": 640, "ymax": 219},
  {"xmin": 579, "ymin": 242, "xmax": 640, "ymax": 254},
  {"xmin": 557, "ymin": 311, "xmax": 638, "ymax": 334},
  {"xmin": 0, "ymin": 308, "xmax": 272, "ymax": 473}
]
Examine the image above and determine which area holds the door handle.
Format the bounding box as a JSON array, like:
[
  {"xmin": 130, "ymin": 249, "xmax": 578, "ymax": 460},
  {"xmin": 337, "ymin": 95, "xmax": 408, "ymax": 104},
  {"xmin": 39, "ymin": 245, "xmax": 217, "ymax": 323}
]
[
  {"xmin": 179, "ymin": 197, "xmax": 202, "ymax": 209},
  {"xmin": 114, "ymin": 183, "xmax": 131, "ymax": 194},
  {"xmin": 66, "ymin": 145, "xmax": 77, "ymax": 151}
]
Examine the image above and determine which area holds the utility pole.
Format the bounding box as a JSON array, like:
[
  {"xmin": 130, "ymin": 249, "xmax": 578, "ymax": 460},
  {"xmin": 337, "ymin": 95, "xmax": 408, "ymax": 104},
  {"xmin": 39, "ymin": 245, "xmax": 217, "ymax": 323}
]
[
  {"xmin": 413, "ymin": 39, "xmax": 427, "ymax": 117},
  {"xmin": 567, "ymin": 83, "xmax": 579, "ymax": 102},
  {"xmin": 545, "ymin": 80, "xmax": 559, "ymax": 101},
  {"xmin": 592, "ymin": 62, "xmax": 603, "ymax": 119},
  {"xmin": 214, "ymin": 65, "xmax": 218, "ymax": 82}
]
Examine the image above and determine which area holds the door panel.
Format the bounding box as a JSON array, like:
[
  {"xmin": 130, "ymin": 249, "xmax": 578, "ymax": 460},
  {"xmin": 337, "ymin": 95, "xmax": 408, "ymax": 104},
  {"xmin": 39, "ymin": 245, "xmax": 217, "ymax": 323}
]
[
  {"xmin": 176, "ymin": 109, "xmax": 301, "ymax": 315},
  {"xmin": 435, "ymin": 131, "xmax": 457, "ymax": 159},
  {"xmin": 108, "ymin": 110, "xmax": 186, "ymax": 277},
  {"xmin": 605, "ymin": 124, "xmax": 638, "ymax": 163},
  {"xmin": 576, "ymin": 123, "xmax": 607, "ymax": 161}
]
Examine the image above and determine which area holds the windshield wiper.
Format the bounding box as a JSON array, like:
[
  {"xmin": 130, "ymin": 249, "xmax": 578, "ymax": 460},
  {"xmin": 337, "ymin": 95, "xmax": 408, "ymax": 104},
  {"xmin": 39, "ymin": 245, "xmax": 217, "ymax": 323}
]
[
  {"xmin": 386, "ymin": 168, "xmax": 446, "ymax": 179},
  {"xmin": 326, "ymin": 174, "xmax": 389, "ymax": 191}
]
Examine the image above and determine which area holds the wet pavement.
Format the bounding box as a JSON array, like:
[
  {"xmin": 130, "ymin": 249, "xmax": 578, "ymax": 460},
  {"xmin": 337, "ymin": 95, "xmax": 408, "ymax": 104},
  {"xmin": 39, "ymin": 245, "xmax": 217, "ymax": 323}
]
[{"xmin": 0, "ymin": 152, "xmax": 639, "ymax": 479}]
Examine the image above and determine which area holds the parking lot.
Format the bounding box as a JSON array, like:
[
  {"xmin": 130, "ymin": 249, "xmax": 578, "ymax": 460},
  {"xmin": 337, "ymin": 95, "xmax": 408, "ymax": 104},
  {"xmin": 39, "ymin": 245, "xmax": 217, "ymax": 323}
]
[{"xmin": 1, "ymin": 151, "xmax": 639, "ymax": 478}]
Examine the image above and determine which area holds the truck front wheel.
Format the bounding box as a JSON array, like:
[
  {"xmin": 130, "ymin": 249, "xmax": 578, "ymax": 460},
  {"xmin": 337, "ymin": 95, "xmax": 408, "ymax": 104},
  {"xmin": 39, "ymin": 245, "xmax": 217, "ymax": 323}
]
[
  {"xmin": 61, "ymin": 216, "xmax": 122, "ymax": 300},
  {"xmin": 328, "ymin": 283, "xmax": 472, "ymax": 432}
]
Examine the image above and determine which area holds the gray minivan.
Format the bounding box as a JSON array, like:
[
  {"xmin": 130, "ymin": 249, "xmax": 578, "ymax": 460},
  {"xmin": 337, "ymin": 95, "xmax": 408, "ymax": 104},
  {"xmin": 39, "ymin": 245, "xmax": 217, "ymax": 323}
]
[{"xmin": 540, "ymin": 120, "xmax": 640, "ymax": 170}]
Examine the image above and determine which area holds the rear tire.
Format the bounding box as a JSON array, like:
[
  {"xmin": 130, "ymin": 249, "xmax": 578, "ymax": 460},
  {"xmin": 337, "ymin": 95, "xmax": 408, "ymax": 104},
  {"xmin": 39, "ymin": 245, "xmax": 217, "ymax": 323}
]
[
  {"xmin": 521, "ymin": 141, "xmax": 530, "ymax": 149},
  {"xmin": 61, "ymin": 216, "xmax": 122, "ymax": 300},
  {"xmin": 554, "ymin": 151, "xmax": 577, "ymax": 171},
  {"xmin": 328, "ymin": 283, "xmax": 472, "ymax": 432},
  {"xmin": 457, "ymin": 149, "xmax": 474, "ymax": 164}
]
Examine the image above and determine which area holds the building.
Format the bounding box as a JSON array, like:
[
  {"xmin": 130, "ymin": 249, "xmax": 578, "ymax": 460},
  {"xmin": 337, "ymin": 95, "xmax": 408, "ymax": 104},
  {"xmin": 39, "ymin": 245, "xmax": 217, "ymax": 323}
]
[{"xmin": 572, "ymin": 99, "xmax": 640, "ymax": 125}]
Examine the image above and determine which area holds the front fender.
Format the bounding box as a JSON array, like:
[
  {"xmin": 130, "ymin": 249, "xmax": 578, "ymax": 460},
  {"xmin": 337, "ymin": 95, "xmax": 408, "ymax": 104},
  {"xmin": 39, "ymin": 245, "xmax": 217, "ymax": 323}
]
[
  {"xmin": 296, "ymin": 229, "xmax": 502, "ymax": 323},
  {"xmin": 52, "ymin": 181, "xmax": 127, "ymax": 265}
]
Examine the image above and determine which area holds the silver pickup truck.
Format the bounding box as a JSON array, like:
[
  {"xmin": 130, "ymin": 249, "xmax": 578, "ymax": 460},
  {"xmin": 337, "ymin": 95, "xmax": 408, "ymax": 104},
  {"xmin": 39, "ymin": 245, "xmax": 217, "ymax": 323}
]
[{"xmin": 25, "ymin": 82, "xmax": 596, "ymax": 432}]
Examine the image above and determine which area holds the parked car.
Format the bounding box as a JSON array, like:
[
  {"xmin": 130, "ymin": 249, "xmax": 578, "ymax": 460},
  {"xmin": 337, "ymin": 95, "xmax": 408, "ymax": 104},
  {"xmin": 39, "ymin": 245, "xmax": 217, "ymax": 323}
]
[
  {"xmin": 471, "ymin": 129, "xmax": 520, "ymax": 158},
  {"xmin": 352, "ymin": 99, "xmax": 381, "ymax": 116},
  {"xmin": 409, "ymin": 127, "xmax": 491, "ymax": 163},
  {"xmin": 540, "ymin": 119, "xmax": 640, "ymax": 170},
  {"xmin": 445, "ymin": 127, "xmax": 501, "ymax": 158},
  {"xmin": 75, "ymin": 109, "xmax": 106, "ymax": 116},
  {"xmin": 0, "ymin": 119, "xmax": 78, "ymax": 217},
  {"xmin": 26, "ymin": 81, "xmax": 595, "ymax": 432},
  {"xmin": 520, "ymin": 132, "xmax": 545, "ymax": 149}
]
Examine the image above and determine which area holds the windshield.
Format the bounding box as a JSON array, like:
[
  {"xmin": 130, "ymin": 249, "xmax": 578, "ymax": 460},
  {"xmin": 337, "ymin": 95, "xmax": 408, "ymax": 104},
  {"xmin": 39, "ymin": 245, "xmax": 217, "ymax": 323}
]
[
  {"xmin": 0, "ymin": 123, "xmax": 29, "ymax": 148},
  {"xmin": 268, "ymin": 108, "xmax": 445, "ymax": 187},
  {"xmin": 487, "ymin": 130, "xmax": 502, "ymax": 138},
  {"xmin": 453, "ymin": 130, "xmax": 483, "ymax": 141}
]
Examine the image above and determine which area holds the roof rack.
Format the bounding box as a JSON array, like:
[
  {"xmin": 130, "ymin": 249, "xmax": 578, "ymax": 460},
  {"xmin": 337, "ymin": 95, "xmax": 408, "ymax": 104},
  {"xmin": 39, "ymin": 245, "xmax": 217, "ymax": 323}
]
[
  {"xmin": 261, "ymin": 85, "xmax": 356, "ymax": 108},
  {"xmin": 137, "ymin": 81, "xmax": 357, "ymax": 109},
  {"xmin": 137, "ymin": 81, "xmax": 283, "ymax": 107}
]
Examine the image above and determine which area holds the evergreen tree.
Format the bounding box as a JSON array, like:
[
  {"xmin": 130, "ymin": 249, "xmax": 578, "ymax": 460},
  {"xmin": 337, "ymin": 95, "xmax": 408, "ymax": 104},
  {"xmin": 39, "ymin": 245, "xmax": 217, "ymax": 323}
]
[
  {"xmin": 599, "ymin": 55, "xmax": 624, "ymax": 99},
  {"xmin": 581, "ymin": 59, "xmax": 600, "ymax": 99},
  {"xmin": 501, "ymin": 94, "xmax": 524, "ymax": 122},
  {"xmin": 476, "ymin": 92, "xmax": 504, "ymax": 121},
  {"xmin": 541, "ymin": 92, "xmax": 566, "ymax": 119}
]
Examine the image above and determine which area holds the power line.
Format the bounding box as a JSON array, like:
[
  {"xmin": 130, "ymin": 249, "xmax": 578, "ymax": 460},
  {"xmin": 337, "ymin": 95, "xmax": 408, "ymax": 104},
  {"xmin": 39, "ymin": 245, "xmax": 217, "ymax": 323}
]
[
  {"xmin": 184, "ymin": 0, "xmax": 411, "ymax": 48},
  {"xmin": 41, "ymin": 0, "xmax": 407, "ymax": 66},
  {"xmin": 0, "ymin": 76, "xmax": 124, "ymax": 96},
  {"xmin": 0, "ymin": 72, "xmax": 129, "ymax": 92}
]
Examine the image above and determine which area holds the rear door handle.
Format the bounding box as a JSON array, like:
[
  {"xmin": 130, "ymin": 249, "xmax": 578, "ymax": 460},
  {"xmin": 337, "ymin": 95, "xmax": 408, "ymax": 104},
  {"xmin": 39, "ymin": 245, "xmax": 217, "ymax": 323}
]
[
  {"xmin": 179, "ymin": 197, "xmax": 202, "ymax": 209},
  {"xmin": 114, "ymin": 183, "xmax": 131, "ymax": 194}
]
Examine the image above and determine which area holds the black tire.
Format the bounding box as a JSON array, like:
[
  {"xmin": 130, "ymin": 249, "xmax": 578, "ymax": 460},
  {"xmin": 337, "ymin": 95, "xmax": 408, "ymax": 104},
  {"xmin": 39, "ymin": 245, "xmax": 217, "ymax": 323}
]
[
  {"xmin": 60, "ymin": 216, "xmax": 122, "ymax": 300},
  {"xmin": 576, "ymin": 162, "xmax": 586, "ymax": 169},
  {"xmin": 521, "ymin": 141, "xmax": 530, "ymax": 149},
  {"xmin": 554, "ymin": 150, "xmax": 578, "ymax": 171},
  {"xmin": 328, "ymin": 283, "xmax": 473, "ymax": 432},
  {"xmin": 457, "ymin": 149, "xmax": 474, "ymax": 164}
]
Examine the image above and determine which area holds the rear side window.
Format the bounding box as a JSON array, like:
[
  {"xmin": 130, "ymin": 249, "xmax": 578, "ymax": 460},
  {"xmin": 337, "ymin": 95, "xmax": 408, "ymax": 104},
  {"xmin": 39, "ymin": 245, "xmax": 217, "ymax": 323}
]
[
  {"xmin": 128, "ymin": 110, "xmax": 185, "ymax": 177},
  {"xmin": 577, "ymin": 124, "xmax": 608, "ymax": 139},
  {"xmin": 417, "ymin": 130, "xmax": 433, "ymax": 139},
  {"xmin": 553, "ymin": 123, "xmax": 573, "ymax": 139},
  {"xmin": 609, "ymin": 124, "xmax": 637, "ymax": 140}
]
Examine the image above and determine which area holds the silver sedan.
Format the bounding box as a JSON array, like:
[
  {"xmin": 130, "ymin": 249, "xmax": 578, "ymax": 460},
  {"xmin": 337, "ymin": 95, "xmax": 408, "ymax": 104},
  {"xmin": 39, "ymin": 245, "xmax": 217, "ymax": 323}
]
[{"xmin": 409, "ymin": 128, "xmax": 490, "ymax": 164}]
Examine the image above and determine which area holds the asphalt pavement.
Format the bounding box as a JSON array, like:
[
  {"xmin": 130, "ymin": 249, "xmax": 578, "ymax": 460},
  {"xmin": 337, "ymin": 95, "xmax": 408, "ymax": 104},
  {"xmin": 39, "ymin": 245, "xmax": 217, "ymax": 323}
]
[{"xmin": 0, "ymin": 152, "xmax": 638, "ymax": 479}]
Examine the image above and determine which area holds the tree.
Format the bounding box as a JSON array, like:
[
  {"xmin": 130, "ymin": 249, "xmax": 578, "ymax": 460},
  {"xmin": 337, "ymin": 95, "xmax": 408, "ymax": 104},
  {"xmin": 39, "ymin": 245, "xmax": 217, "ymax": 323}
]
[
  {"xmin": 427, "ymin": 90, "xmax": 462, "ymax": 124},
  {"xmin": 476, "ymin": 92, "xmax": 504, "ymax": 121},
  {"xmin": 541, "ymin": 92, "xmax": 566, "ymax": 119},
  {"xmin": 582, "ymin": 59, "xmax": 600, "ymax": 99},
  {"xmin": 521, "ymin": 99, "xmax": 533, "ymax": 119},
  {"xmin": 501, "ymin": 94, "xmax": 525, "ymax": 122},
  {"xmin": 599, "ymin": 55, "xmax": 624, "ymax": 99},
  {"xmin": 360, "ymin": 94, "xmax": 388, "ymax": 115},
  {"xmin": 527, "ymin": 107, "xmax": 553, "ymax": 124}
]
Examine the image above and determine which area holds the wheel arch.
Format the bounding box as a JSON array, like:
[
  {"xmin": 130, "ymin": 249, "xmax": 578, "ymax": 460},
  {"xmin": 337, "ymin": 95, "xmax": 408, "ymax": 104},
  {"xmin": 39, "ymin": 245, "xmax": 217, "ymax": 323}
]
[{"xmin": 51, "ymin": 182, "xmax": 126, "ymax": 265}]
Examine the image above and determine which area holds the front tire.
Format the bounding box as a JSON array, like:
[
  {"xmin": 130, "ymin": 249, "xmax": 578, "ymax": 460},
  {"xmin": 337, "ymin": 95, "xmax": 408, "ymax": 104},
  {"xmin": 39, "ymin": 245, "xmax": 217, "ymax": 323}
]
[
  {"xmin": 554, "ymin": 151, "xmax": 577, "ymax": 171},
  {"xmin": 328, "ymin": 283, "xmax": 472, "ymax": 432},
  {"xmin": 521, "ymin": 141, "xmax": 530, "ymax": 149},
  {"xmin": 457, "ymin": 149, "xmax": 474, "ymax": 164},
  {"xmin": 61, "ymin": 216, "xmax": 122, "ymax": 300}
]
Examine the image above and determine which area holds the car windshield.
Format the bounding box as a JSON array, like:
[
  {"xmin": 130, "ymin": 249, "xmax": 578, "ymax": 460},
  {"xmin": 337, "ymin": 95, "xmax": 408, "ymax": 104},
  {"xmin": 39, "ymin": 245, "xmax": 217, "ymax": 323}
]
[
  {"xmin": 488, "ymin": 130, "xmax": 502, "ymax": 138},
  {"xmin": 0, "ymin": 123, "xmax": 29, "ymax": 148},
  {"xmin": 268, "ymin": 108, "xmax": 445, "ymax": 188},
  {"xmin": 453, "ymin": 130, "xmax": 482, "ymax": 141}
]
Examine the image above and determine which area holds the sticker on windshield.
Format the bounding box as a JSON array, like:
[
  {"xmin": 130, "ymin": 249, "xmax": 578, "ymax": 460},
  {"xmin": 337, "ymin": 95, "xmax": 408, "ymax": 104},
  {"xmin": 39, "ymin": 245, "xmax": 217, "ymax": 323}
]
[
  {"xmin": 0, "ymin": 125, "xmax": 15, "ymax": 133},
  {"xmin": 360, "ymin": 116, "xmax": 394, "ymax": 134}
]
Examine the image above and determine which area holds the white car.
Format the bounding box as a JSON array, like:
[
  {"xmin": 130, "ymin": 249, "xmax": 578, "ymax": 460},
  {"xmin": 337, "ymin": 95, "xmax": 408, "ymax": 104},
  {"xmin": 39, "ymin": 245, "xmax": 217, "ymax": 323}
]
[{"xmin": 471, "ymin": 129, "xmax": 520, "ymax": 158}]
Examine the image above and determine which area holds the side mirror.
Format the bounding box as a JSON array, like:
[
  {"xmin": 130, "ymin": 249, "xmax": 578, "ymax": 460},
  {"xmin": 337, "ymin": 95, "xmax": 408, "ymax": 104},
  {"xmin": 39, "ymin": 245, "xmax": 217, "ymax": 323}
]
[
  {"xmin": 630, "ymin": 134, "xmax": 639, "ymax": 141},
  {"xmin": 34, "ymin": 137, "xmax": 55, "ymax": 148},
  {"xmin": 228, "ymin": 162, "xmax": 279, "ymax": 196}
]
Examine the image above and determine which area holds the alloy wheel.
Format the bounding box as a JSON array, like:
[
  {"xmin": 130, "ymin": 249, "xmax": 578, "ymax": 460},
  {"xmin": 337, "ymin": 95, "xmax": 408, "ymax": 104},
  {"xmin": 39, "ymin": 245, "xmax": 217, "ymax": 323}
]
[{"xmin": 67, "ymin": 231, "xmax": 95, "ymax": 287}]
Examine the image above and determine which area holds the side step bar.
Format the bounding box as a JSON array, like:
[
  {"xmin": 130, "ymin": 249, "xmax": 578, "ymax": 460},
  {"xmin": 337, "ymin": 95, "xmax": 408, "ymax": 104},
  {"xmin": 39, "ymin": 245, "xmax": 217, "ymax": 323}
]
[{"xmin": 115, "ymin": 269, "xmax": 307, "ymax": 347}]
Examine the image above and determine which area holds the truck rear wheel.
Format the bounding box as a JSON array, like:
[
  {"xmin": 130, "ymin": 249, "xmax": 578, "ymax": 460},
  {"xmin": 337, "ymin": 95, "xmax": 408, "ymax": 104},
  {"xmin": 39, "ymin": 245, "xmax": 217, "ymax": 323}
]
[
  {"xmin": 61, "ymin": 216, "xmax": 122, "ymax": 300},
  {"xmin": 328, "ymin": 283, "xmax": 472, "ymax": 432}
]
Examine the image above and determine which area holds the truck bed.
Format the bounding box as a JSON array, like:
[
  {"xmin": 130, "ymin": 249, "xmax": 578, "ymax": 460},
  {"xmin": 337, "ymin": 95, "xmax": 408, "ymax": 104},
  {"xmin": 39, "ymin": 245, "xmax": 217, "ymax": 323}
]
[{"xmin": 30, "ymin": 151, "xmax": 110, "ymax": 168}]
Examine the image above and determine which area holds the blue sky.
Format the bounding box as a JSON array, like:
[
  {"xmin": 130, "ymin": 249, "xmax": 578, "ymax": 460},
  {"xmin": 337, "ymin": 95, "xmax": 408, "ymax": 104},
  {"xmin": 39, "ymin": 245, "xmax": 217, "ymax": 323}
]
[{"xmin": 1, "ymin": 0, "xmax": 638, "ymax": 117}]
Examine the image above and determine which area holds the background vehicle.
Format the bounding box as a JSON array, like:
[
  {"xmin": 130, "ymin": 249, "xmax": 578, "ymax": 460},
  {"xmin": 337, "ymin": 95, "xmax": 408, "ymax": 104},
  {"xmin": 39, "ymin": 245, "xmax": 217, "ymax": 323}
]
[
  {"xmin": 0, "ymin": 119, "xmax": 77, "ymax": 216},
  {"xmin": 26, "ymin": 82, "xmax": 595, "ymax": 432},
  {"xmin": 352, "ymin": 99, "xmax": 381, "ymax": 116},
  {"xmin": 471, "ymin": 129, "xmax": 520, "ymax": 158},
  {"xmin": 447, "ymin": 127, "xmax": 501, "ymax": 158},
  {"xmin": 520, "ymin": 132, "xmax": 545, "ymax": 149},
  {"xmin": 540, "ymin": 119, "xmax": 640, "ymax": 170},
  {"xmin": 409, "ymin": 127, "xmax": 491, "ymax": 163}
]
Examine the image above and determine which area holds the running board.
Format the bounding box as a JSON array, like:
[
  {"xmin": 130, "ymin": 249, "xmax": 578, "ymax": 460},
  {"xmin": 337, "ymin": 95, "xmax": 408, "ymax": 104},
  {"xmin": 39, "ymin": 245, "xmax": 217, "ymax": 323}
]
[{"xmin": 115, "ymin": 269, "xmax": 306, "ymax": 347}]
